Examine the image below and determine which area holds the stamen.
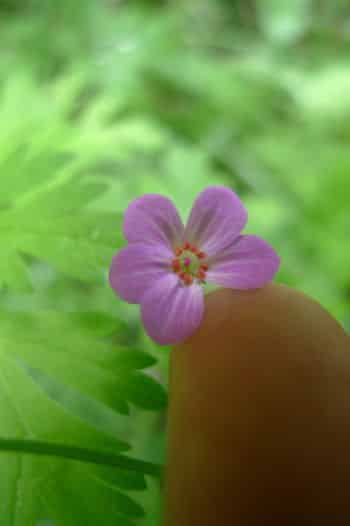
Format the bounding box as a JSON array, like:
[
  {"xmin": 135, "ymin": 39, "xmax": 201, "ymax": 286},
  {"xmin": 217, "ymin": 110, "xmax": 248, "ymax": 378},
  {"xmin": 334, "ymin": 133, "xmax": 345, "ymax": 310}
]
[
  {"xmin": 197, "ymin": 269, "xmax": 206, "ymax": 280},
  {"xmin": 183, "ymin": 274, "xmax": 193, "ymax": 286},
  {"xmin": 172, "ymin": 259, "xmax": 181, "ymax": 273},
  {"xmin": 172, "ymin": 241, "xmax": 209, "ymax": 285}
]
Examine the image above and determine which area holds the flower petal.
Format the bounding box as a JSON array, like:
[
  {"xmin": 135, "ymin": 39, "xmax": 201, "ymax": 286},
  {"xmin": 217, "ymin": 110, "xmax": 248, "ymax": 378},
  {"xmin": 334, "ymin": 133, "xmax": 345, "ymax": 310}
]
[
  {"xmin": 140, "ymin": 274, "xmax": 204, "ymax": 345},
  {"xmin": 109, "ymin": 242, "xmax": 173, "ymax": 303},
  {"xmin": 184, "ymin": 186, "xmax": 248, "ymax": 257},
  {"xmin": 206, "ymin": 235, "xmax": 280, "ymax": 289},
  {"xmin": 123, "ymin": 194, "xmax": 185, "ymax": 250}
]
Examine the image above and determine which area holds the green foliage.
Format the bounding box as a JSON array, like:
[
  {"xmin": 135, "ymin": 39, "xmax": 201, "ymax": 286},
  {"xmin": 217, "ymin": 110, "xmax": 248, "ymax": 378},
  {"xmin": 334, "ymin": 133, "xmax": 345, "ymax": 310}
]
[
  {"xmin": 0, "ymin": 35, "xmax": 167, "ymax": 522},
  {"xmin": 0, "ymin": 0, "xmax": 349, "ymax": 524},
  {"xmin": 0, "ymin": 308, "xmax": 164, "ymax": 524}
]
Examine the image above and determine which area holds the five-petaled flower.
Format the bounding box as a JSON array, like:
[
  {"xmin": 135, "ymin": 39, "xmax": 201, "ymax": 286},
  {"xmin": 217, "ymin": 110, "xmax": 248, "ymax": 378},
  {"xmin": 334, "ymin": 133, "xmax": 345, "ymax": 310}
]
[{"xmin": 109, "ymin": 186, "xmax": 280, "ymax": 345}]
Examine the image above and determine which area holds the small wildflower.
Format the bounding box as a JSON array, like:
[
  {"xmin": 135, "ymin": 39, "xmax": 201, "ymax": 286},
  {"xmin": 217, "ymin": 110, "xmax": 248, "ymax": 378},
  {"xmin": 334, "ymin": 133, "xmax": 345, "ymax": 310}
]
[{"xmin": 109, "ymin": 186, "xmax": 280, "ymax": 345}]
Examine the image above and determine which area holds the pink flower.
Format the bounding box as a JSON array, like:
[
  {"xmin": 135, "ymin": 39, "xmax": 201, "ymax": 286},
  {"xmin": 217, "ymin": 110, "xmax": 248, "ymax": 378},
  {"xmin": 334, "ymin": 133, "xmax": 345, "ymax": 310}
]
[{"xmin": 109, "ymin": 186, "xmax": 280, "ymax": 345}]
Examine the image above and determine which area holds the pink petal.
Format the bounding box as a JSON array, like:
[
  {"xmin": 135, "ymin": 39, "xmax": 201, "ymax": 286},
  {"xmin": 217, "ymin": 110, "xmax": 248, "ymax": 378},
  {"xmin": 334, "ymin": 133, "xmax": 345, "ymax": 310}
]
[
  {"xmin": 184, "ymin": 186, "xmax": 248, "ymax": 257},
  {"xmin": 123, "ymin": 194, "xmax": 185, "ymax": 250},
  {"xmin": 206, "ymin": 235, "xmax": 280, "ymax": 289},
  {"xmin": 109, "ymin": 242, "xmax": 173, "ymax": 303},
  {"xmin": 140, "ymin": 274, "xmax": 204, "ymax": 345}
]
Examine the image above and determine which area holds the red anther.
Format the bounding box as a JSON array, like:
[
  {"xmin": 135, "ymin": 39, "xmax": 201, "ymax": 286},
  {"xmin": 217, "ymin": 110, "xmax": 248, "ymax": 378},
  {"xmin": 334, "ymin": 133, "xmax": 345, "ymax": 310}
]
[
  {"xmin": 175, "ymin": 247, "xmax": 183, "ymax": 256},
  {"xmin": 197, "ymin": 251, "xmax": 207, "ymax": 259},
  {"xmin": 200, "ymin": 263, "xmax": 209, "ymax": 271},
  {"xmin": 184, "ymin": 241, "xmax": 191, "ymax": 250},
  {"xmin": 179, "ymin": 271, "xmax": 187, "ymax": 280},
  {"xmin": 172, "ymin": 259, "xmax": 181, "ymax": 272},
  {"xmin": 197, "ymin": 269, "xmax": 206, "ymax": 280},
  {"xmin": 183, "ymin": 274, "xmax": 193, "ymax": 286},
  {"xmin": 188, "ymin": 244, "xmax": 197, "ymax": 253}
]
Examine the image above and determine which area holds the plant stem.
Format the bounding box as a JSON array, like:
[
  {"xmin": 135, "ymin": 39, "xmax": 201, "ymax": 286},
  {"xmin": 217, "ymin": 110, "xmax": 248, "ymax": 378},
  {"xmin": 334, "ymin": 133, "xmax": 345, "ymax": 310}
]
[{"xmin": 0, "ymin": 438, "xmax": 163, "ymax": 478}]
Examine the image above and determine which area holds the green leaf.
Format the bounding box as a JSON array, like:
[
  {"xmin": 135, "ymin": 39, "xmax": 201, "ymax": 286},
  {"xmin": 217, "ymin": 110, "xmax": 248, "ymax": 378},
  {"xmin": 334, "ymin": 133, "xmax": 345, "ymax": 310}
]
[
  {"xmin": 1, "ymin": 310, "xmax": 164, "ymax": 415},
  {"xmin": 112, "ymin": 350, "xmax": 158, "ymax": 371},
  {"xmin": 120, "ymin": 372, "xmax": 168, "ymax": 411},
  {"xmin": 0, "ymin": 72, "xmax": 144, "ymax": 290},
  {"xmin": 0, "ymin": 309, "xmax": 164, "ymax": 525},
  {"xmin": 0, "ymin": 206, "xmax": 122, "ymax": 284}
]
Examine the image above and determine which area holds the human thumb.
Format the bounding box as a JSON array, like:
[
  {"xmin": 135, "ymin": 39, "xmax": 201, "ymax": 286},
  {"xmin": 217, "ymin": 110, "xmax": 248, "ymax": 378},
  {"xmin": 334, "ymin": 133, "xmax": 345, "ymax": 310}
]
[{"xmin": 164, "ymin": 284, "xmax": 350, "ymax": 525}]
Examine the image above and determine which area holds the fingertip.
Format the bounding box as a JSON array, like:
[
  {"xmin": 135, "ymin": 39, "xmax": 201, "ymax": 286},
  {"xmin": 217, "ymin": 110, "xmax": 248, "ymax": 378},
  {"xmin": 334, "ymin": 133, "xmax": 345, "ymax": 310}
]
[{"xmin": 166, "ymin": 284, "xmax": 350, "ymax": 525}]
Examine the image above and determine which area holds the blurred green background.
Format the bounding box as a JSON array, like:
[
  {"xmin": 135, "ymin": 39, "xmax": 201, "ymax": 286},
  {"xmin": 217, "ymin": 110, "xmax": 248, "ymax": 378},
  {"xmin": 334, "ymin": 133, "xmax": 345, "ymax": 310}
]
[{"xmin": 0, "ymin": 0, "xmax": 349, "ymax": 524}]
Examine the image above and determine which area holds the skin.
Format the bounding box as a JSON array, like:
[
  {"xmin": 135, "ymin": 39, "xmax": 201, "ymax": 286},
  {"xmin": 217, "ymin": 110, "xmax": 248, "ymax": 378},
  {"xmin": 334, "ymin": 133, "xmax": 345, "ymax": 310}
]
[{"xmin": 164, "ymin": 284, "xmax": 350, "ymax": 525}]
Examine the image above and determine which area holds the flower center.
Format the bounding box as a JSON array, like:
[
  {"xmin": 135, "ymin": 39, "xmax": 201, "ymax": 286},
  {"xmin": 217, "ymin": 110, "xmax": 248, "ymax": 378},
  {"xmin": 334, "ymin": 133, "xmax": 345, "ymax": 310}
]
[{"xmin": 171, "ymin": 241, "xmax": 209, "ymax": 286}]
